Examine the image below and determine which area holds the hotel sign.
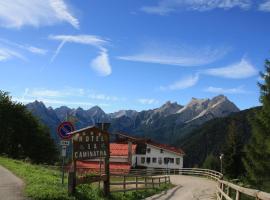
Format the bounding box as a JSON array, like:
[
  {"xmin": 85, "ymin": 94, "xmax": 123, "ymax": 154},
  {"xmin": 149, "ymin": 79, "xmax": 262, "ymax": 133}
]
[{"xmin": 72, "ymin": 127, "xmax": 109, "ymax": 160}]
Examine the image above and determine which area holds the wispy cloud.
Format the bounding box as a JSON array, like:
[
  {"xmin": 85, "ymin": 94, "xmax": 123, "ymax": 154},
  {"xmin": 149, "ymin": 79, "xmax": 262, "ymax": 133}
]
[
  {"xmin": 23, "ymin": 87, "xmax": 85, "ymax": 98},
  {"xmin": 141, "ymin": 0, "xmax": 251, "ymax": 15},
  {"xmin": 49, "ymin": 34, "xmax": 112, "ymax": 76},
  {"xmin": 203, "ymin": 58, "xmax": 257, "ymax": 79},
  {"xmin": 204, "ymin": 85, "xmax": 249, "ymax": 94},
  {"xmin": 14, "ymin": 97, "xmax": 111, "ymax": 108},
  {"xmin": 160, "ymin": 74, "xmax": 199, "ymax": 91},
  {"xmin": 258, "ymin": 0, "xmax": 270, "ymax": 11},
  {"xmin": 138, "ymin": 98, "xmax": 159, "ymax": 105},
  {"xmin": 89, "ymin": 93, "xmax": 125, "ymax": 101},
  {"xmin": 118, "ymin": 44, "xmax": 228, "ymax": 67},
  {"xmin": 0, "ymin": 47, "xmax": 25, "ymax": 61},
  {"xmin": 0, "ymin": 38, "xmax": 47, "ymax": 55},
  {"xmin": 0, "ymin": 0, "xmax": 79, "ymax": 29}
]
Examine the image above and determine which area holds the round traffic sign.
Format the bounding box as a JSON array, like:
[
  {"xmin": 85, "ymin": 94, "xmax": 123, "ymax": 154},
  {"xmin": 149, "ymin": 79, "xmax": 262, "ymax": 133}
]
[{"xmin": 57, "ymin": 121, "xmax": 75, "ymax": 140}]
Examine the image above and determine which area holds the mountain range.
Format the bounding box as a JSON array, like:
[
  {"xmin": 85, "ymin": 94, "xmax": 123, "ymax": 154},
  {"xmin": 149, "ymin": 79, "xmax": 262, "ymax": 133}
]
[{"xmin": 26, "ymin": 95, "xmax": 239, "ymax": 144}]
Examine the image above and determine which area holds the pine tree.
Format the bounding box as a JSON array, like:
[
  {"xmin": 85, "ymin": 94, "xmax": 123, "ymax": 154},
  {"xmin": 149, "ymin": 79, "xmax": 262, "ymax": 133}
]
[
  {"xmin": 223, "ymin": 120, "xmax": 245, "ymax": 178},
  {"xmin": 243, "ymin": 59, "xmax": 270, "ymax": 191},
  {"xmin": 202, "ymin": 154, "xmax": 220, "ymax": 171}
]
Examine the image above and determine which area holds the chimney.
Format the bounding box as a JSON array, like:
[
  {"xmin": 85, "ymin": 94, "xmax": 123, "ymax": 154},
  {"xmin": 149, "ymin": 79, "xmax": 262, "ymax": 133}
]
[{"xmin": 95, "ymin": 123, "xmax": 110, "ymax": 131}]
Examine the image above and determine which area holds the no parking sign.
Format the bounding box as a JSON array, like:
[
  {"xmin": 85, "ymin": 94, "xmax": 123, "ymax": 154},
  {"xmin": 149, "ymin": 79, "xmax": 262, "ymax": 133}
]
[{"xmin": 57, "ymin": 121, "xmax": 75, "ymax": 140}]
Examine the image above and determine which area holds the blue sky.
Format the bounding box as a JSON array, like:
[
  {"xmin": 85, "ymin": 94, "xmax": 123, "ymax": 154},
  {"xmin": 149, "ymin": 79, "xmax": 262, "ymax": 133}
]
[{"xmin": 0, "ymin": 0, "xmax": 270, "ymax": 112}]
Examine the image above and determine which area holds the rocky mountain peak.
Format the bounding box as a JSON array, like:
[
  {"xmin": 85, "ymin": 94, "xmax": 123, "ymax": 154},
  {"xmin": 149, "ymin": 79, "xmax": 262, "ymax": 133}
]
[{"xmin": 157, "ymin": 101, "xmax": 183, "ymax": 116}]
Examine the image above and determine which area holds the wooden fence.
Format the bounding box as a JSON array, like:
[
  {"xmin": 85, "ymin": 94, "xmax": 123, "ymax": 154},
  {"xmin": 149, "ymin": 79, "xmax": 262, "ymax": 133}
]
[
  {"xmin": 110, "ymin": 175, "xmax": 170, "ymax": 193},
  {"xmin": 118, "ymin": 168, "xmax": 270, "ymax": 200}
]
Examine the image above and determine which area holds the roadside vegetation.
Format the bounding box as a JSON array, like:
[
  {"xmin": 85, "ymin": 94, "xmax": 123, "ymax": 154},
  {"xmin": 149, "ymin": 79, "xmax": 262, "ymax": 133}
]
[{"xmin": 0, "ymin": 156, "xmax": 173, "ymax": 200}]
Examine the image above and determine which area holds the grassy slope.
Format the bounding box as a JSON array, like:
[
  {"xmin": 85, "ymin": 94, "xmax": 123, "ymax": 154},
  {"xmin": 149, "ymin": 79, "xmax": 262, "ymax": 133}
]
[
  {"xmin": 0, "ymin": 157, "xmax": 173, "ymax": 200},
  {"xmin": 0, "ymin": 156, "xmax": 74, "ymax": 200}
]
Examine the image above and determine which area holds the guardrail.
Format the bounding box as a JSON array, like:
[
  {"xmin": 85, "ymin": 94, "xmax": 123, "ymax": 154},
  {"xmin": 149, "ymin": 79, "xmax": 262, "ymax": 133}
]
[{"xmin": 110, "ymin": 175, "xmax": 170, "ymax": 193}]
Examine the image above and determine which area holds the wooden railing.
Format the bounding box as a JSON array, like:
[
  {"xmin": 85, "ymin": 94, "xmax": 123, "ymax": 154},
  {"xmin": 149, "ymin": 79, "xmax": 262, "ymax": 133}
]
[
  {"xmin": 217, "ymin": 180, "xmax": 270, "ymax": 200},
  {"xmin": 110, "ymin": 175, "xmax": 170, "ymax": 193},
  {"xmin": 119, "ymin": 168, "xmax": 270, "ymax": 200}
]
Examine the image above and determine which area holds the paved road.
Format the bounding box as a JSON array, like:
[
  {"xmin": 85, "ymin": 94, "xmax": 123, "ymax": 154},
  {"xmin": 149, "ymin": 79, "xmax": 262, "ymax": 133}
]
[
  {"xmin": 145, "ymin": 175, "xmax": 217, "ymax": 200},
  {"xmin": 0, "ymin": 165, "xmax": 25, "ymax": 200}
]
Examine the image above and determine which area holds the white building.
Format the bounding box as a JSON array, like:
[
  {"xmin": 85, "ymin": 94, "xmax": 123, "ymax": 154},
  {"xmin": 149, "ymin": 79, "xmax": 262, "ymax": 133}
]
[{"xmin": 115, "ymin": 133, "xmax": 185, "ymax": 170}]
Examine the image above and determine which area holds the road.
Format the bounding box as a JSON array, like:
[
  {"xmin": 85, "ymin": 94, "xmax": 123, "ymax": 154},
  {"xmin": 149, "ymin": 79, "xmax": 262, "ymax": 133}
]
[
  {"xmin": 145, "ymin": 175, "xmax": 217, "ymax": 200},
  {"xmin": 0, "ymin": 165, "xmax": 25, "ymax": 200}
]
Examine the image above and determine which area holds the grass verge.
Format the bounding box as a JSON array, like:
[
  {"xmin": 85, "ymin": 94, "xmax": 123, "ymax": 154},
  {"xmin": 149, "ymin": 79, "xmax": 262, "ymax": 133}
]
[{"xmin": 0, "ymin": 156, "xmax": 173, "ymax": 200}]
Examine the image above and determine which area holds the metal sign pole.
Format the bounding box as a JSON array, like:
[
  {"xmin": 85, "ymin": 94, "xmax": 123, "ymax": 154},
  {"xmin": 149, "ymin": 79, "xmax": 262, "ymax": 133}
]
[{"xmin": 61, "ymin": 156, "xmax": 65, "ymax": 184}]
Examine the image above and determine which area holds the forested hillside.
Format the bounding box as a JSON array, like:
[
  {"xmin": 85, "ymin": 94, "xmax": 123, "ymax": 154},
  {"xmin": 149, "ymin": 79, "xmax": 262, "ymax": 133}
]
[
  {"xmin": 178, "ymin": 107, "xmax": 259, "ymax": 169},
  {"xmin": 0, "ymin": 91, "xmax": 58, "ymax": 164}
]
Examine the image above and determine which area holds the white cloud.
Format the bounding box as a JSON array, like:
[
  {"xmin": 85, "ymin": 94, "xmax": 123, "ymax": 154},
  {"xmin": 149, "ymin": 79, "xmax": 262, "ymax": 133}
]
[
  {"xmin": 138, "ymin": 98, "xmax": 159, "ymax": 105},
  {"xmin": 50, "ymin": 34, "xmax": 112, "ymax": 76},
  {"xmin": 160, "ymin": 74, "xmax": 199, "ymax": 91},
  {"xmin": 203, "ymin": 58, "xmax": 257, "ymax": 79},
  {"xmin": 0, "ymin": 47, "xmax": 25, "ymax": 61},
  {"xmin": 0, "ymin": 0, "xmax": 79, "ymax": 29},
  {"xmin": 118, "ymin": 45, "xmax": 228, "ymax": 67},
  {"xmin": 141, "ymin": 0, "xmax": 251, "ymax": 15},
  {"xmin": 90, "ymin": 50, "xmax": 112, "ymax": 76},
  {"xmin": 14, "ymin": 97, "xmax": 109, "ymax": 107},
  {"xmin": 258, "ymin": 0, "xmax": 270, "ymax": 11},
  {"xmin": 23, "ymin": 87, "xmax": 85, "ymax": 98},
  {"xmin": 27, "ymin": 46, "xmax": 47, "ymax": 55},
  {"xmin": 49, "ymin": 35, "xmax": 107, "ymax": 48},
  {"xmin": 89, "ymin": 93, "xmax": 121, "ymax": 101},
  {"xmin": 204, "ymin": 86, "xmax": 249, "ymax": 94},
  {"xmin": 0, "ymin": 38, "xmax": 47, "ymax": 55}
]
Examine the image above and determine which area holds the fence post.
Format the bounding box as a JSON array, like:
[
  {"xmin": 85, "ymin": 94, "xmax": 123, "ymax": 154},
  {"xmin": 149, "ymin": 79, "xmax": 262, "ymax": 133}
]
[
  {"xmin": 235, "ymin": 191, "xmax": 240, "ymax": 200},
  {"xmin": 145, "ymin": 177, "xmax": 147, "ymax": 189},
  {"xmin": 168, "ymin": 176, "xmax": 171, "ymax": 183},
  {"xmin": 136, "ymin": 176, "xmax": 138, "ymax": 191},
  {"xmin": 152, "ymin": 177, "xmax": 154, "ymax": 189},
  {"xmin": 226, "ymin": 186, "xmax": 230, "ymax": 197},
  {"xmin": 123, "ymin": 175, "xmax": 126, "ymax": 194},
  {"xmin": 159, "ymin": 177, "xmax": 161, "ymax": 187}
]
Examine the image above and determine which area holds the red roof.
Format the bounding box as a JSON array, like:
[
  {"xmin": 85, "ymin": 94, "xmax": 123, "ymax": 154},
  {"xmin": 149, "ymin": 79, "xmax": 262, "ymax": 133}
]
[
  {"xmin": 147, "ymin": 142, "xmax": 185, "ymax": 155},
  {"xmin": 115, "ymin": 133, "xmax": 185, "ymax": 155},
  {"xmin": 110, "ymin": 143, "xmax": 137, "ymax": 156}
]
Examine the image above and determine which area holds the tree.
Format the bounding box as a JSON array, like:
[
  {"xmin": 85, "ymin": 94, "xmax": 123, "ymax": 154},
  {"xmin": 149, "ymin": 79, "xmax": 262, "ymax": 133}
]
[
  {"xmin": 243, "ymin": 59, "xmax": 270, "ymax": 191},
  {"xmin": 202, "ymin": 154, "xmax": 220, "ymax": 171},
  {"xmin": 0, "ymin": 91, "xmax": 58, "ymax": 164},
  {"xmin": 223, "ymin": 120, "xmax": 245, "ymax": 178}
]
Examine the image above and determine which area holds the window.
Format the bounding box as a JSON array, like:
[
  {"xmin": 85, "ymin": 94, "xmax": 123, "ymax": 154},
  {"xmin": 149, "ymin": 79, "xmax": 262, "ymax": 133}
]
[
  {"xmin": 160, "ymin": 149, "xmax": 164, "ymax": 153},
  {"xmin": 141, "ymin": 157, "xmax": 145, "ymax": 164},
  {"xmin": 152, "ymin": 157, "xmax": 157, "ymax": 163},
  {"xmin": 146, "ymin": 157, "xmax": 151, "ymax": 164},
  {"xmin": 147, "ymin": 148, "xmax": 151, "ymax": 153},
  {"xmin": 164, "ymin": 157, "xmax": 169, "ymax": 164},
  {"xmin": 176, "ymin": 158, "xmax": 180, "ymax": 165},
  {"xmin": 170, "ymin": 158, "xmax": 174, "ymax": 164},
  {"xmin": 158, "ymin": 157, "xmax": 162, "ymax": 165}
]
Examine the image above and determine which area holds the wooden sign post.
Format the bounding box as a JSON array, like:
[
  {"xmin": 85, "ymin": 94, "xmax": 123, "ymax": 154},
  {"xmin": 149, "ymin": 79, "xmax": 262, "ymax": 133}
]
[{"xmin": 68, "ymin": 125, "xmax": 110, "ymax": 196}]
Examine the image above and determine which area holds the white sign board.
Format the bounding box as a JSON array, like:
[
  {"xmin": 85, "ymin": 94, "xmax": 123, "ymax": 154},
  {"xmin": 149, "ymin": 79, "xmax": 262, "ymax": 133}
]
[{"xmin": 61, "ymin": 146, "xmax": 67, "ymax": 157}]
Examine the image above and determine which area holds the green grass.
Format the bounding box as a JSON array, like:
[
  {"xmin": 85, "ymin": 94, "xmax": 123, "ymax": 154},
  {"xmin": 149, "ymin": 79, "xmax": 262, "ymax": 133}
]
[
  {"xmin": 0, "ymin": 156, "xmax": 173, "ymax": 200},
  {"xmin": 0, "ymin": 156, "xmax": 74, "ymax": 200}
]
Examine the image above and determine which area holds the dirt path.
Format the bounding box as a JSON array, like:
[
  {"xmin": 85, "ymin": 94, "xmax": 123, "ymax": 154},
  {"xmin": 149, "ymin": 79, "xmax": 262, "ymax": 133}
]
[
  {"xmin": 0, "ymin": 165, "xmax": 25, "ymax": 200},
  {"xmin": 145, "ymin": 175, "xmax": 217, "ymax": 200}
]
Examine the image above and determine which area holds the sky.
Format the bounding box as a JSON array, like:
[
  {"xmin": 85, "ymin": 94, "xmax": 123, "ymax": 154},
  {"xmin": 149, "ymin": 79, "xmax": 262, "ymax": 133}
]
[{"xmin": 0, "ymin": 0, "xmax": 270, "ymax": 113}]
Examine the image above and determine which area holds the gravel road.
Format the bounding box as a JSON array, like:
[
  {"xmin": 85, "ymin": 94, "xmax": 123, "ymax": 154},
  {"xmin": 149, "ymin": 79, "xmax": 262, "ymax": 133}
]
[
  {"xmin": 0, "ymin": 165, "xmax": 25, "ymax": 200},
  {"xmin": 145, "ymin": 175, "xmax": 217, "ymax": 200}
]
